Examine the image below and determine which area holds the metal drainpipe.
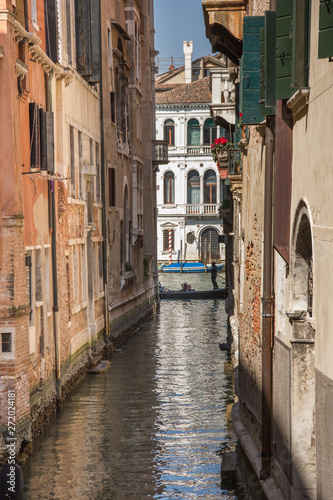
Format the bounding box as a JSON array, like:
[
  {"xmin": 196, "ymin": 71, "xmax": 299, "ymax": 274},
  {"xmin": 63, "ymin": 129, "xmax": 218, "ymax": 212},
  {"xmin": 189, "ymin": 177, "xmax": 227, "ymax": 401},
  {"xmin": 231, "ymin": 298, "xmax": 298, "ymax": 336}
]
[
  {"xmin": 46, "ymin": 73, "xmax": 61, "ymax": 404},
  {"xmin": 50, "ymin": 180, "xmax": 61, "ymax": 404},
  {"xmin": 98, "ymin": 0, "xmax": 110, "ymax": 339},
  {"xmin": 260, "ymin": 0, "xmax": 277, "ymax": 480},
  {"xmin": 261, "ymin": 115, "xmax": 275, "ymax": 479}
]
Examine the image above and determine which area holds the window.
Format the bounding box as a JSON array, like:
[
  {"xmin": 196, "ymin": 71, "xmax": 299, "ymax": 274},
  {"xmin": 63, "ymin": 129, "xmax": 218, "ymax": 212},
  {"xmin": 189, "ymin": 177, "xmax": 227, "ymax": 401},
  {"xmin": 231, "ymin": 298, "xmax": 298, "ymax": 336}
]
[
  {"xmin": 163, "ymin": 230, "xmax": 174, "ymax": 251},
  {"xmin": 192, "ymin": 67, "xmax": 200, "ymax": 81},
  {"xmin": 31, "ymin": 0, "xmax": 37, "ymax": 24},
  {"xmin": 187, "ymin": 170, "xmax": 200, "ymax": 204},
  {"xmin": 1, "ymin": 332, "xmax": 12, "ymax": 353},
  {"xmin": 73, "ymin": 245, "xmax": 79, "ymax": 307},
  {"xmin": 66, "ymin": 0, "xmax": 72, "ymax": 65},
  {"xmin": 35, "ymin": 249, "xmax": 42, "ymax": 302},
  {"xmin": 187, "ymin": 119, "xmax": 200, "ymax": 146},
  {"xmin": 81, "ymin": 245, "xmax": 87, "ymax": 302},
  {"xmin": 203, "ymin": 118, "xmax": 217, "ymax": 145},
  {"xmin": 187, "ymin": 232, "xmax": 195, "ymax": 244},
  {"xmin": 78, "ymin": 131, "xmax": 83, "ymax": 198},
  {"xmin": 204, "ymin": 170, "xmax": 217, "ymax": 204},
  {"xmin": 108, "ymin": 26, "xmax": 112, "ymax": 66},
  {"xmin": 96, "ymin": 143, "xmax": 101, "ymax": 202},
  {"xmin": 164, "ymin": 119, "xmax": 175, "ymax": 146},
  {"xmin": 29, "ymin": 103, "xmax": 40, "ymax": 168},
  {"xmin": 164, "ymin": 171, "xmax": 175, "ymax": 204},
  {"xmin": 110, "ymin": 91, "xmax": 115, "ymax": 123},
  {"xmin": 70, "ymin": 125, "xmax": 75, "ymax": 197},
  {"xmin": 25, "ymin": 254, "xmax": 33, "ymax": 325},
  {"xmin": 108, "ymin": 167, "xmax": 116, "ymax": 207},
  {"xmin": 45, "ymin": 248, "xmax": 50, "ymax": 312},
  {"xmin": 87, "ymin": 178, "xmax": 94, "ymax": 225}
]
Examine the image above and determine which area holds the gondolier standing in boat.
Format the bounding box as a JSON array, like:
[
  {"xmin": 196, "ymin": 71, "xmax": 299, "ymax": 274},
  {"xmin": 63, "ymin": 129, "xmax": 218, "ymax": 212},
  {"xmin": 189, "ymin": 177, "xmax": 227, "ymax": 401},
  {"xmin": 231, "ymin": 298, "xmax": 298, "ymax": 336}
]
[{"xmin": 211, "ymin": 262, "xmax": 219, "ymax": 289}]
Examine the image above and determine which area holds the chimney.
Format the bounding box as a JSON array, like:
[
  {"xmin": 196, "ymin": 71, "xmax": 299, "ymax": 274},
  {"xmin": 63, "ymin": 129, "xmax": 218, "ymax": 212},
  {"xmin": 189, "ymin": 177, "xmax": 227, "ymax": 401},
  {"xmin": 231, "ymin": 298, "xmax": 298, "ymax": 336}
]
[
  {"xmin": 183, "ymin": 41, "xmax": 193, "ymax": 84},
  {"xmin": 169, "ymin": 56, "xmax": 175, "ymax": 70}
]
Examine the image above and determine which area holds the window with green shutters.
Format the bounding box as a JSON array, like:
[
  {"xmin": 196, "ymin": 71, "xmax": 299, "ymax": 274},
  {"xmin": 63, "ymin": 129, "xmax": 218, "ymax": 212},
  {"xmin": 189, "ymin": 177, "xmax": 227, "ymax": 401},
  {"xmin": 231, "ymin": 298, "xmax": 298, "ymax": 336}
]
[
  {"xmin": 275, "ymin": 0, "xmax": 295, "ymax": 99},
  {"xmin": 318, "ymin": 0, "xmax": 333, "ymax": 58},
  {"xmin": 276, "ymin": 0, "xmax": 310, "ymax": 99},
  {"xmin": 260, "ymin": 11, "xmax": 276, "ymax": 115},
  {"xmin": 240, "ymin": 16, "xmax": 265, "ymax": 124}
]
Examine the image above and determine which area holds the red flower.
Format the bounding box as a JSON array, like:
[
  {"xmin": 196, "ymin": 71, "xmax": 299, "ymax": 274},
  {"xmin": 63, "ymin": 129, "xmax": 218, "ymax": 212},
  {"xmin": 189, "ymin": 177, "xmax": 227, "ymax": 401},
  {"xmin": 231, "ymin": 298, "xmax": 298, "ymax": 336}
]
[{"xmin": 239, "ymin": 112, "xmax": 243, "ymax": 117}]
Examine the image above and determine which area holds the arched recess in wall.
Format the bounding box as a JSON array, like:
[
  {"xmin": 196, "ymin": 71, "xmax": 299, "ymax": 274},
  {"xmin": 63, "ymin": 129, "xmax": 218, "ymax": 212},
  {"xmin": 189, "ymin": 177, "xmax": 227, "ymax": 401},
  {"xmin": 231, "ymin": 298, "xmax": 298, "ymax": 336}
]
[{"xmin": 288, "ymin": 200, "xmax": 316, "ymax": 497}]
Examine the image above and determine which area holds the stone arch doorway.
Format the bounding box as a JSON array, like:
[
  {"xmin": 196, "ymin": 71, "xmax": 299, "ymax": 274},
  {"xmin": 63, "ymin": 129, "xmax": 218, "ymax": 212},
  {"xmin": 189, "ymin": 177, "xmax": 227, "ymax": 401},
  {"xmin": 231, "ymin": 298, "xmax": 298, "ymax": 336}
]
[
  {"xmin": 200, "ymin": 227, "xmax": 220, "ymax": 263},
  {"xmin": 288, "ymin": 202, "xmax": 316, "ymax": 498}
]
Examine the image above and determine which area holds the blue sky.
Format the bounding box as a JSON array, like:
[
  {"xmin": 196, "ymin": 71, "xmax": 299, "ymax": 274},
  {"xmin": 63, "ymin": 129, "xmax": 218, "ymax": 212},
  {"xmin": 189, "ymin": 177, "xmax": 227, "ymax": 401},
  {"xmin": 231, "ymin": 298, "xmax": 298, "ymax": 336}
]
[{"xmin": 154, "ymin": 0, "xmax": 217, "ymax": 73}]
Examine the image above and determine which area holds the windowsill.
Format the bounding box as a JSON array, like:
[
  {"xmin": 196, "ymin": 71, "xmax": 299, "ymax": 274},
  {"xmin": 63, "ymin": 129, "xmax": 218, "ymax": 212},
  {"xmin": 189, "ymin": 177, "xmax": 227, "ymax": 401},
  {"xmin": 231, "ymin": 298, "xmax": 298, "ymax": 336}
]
[
  {"xmin": 71, "ymin": 301, "xmax": 88, "ymax": 315},
  {"xmin": 94, "ymin": 291, "xmax": 105, "ymax": 301},
  {"xmin": 67, "ymin": 197, "xmax": 86, "ymax": 205},
  {"xmin": 47, "ymin": 311, "xmax": 52, "ymax": 318},
  {"xmin": 162, "ymin": 204, "xmax": 177, "ymax": 209},
  {"xmin": 35, "ymin": 301, "xmax": 43, "ymax": 308},
  {"xmin": 32, "ymin": 21, "xmax": 39, "ymax": 32}
]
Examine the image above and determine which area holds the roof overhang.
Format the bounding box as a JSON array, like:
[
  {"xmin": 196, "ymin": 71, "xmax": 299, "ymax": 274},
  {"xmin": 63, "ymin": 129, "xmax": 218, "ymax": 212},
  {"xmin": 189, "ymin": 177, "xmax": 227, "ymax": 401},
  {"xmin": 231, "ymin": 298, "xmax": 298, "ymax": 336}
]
[{"xmin": 202, "ymin": 0, "xmax": 246, "ymax": 64}]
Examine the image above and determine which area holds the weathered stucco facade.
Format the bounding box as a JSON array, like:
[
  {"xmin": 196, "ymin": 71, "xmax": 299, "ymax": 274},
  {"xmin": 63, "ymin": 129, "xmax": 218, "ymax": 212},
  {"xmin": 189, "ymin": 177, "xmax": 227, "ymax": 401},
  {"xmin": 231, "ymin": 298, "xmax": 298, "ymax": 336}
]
[
  {"xmin": 0, "ymin": 0, "xmax": 159, "ymax": 463},
  {"xmin": 203, "ymin": 0, "xmax": 333, "ymax": 498}
]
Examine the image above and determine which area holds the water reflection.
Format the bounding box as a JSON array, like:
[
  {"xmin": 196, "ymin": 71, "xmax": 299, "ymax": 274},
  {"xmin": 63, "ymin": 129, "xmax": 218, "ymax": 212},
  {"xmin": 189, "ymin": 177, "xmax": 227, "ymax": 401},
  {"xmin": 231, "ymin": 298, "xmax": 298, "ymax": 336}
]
[{"xmin": 22, "ymin": 292, "xmax": 236, "ymax": 499}]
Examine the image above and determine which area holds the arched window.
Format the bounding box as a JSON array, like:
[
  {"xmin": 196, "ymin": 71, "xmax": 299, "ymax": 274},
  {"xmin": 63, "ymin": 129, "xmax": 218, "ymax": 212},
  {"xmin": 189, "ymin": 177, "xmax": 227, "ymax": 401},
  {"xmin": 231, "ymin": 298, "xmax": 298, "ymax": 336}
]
[
  {"xmin": 220, "ymin": 126, "xmax": 230, "ymax": 142},
  {"xmin": 203, "ymin": 118, "xmax": 217, "ymax": 145},
  {"xmin": 164, "ymin": 171, "xmax": 175, "ymax": 204},
  {"xmin": 187, "ymin": 170, "xmax": 200, "ymax": 204},
  {"xmin": 200, "ymin": 228, "xmax": 220, "ymax": 261},
  {"xmin": 164, "ymin": 119, "xmax": 175, "ymax": 146},
  {"xmin": 204, "ymin": 170, "xmax": 217, "ymax": 204},
  {"xmin": 187, "ymin": 118, "xmax": 200, "ymax": 146}
]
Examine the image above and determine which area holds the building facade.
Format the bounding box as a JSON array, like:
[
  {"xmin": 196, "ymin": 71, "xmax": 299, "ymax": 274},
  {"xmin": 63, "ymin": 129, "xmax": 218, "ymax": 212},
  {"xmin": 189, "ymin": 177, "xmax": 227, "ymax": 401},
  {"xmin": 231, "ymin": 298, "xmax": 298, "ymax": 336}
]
[
  {"xmin": 0, "ymin": 0, "xmax": 161, "ymax": 462},
  {"xmin": 203, "ymin": 0, "xmax": 333, "ymax": 499},
  {"xmin": 155, "ymin": 44, "xmax": 236, "ymax": 265}
]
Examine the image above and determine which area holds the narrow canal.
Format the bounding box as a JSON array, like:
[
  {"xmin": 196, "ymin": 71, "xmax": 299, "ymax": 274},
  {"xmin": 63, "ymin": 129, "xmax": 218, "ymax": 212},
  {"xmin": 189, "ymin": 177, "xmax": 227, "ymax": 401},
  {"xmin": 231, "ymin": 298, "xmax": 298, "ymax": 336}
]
[{"xmin": 22, "ymin": 274, "xmax": 237, "ymax": 499}]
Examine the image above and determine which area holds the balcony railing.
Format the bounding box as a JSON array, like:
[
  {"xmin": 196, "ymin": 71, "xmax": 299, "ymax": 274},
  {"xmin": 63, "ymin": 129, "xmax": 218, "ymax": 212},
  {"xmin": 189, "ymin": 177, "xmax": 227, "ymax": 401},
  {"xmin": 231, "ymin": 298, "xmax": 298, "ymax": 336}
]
[
  {"xmin": 186, "ymin": 145, "xmax": 212, "ymax": 155},
  {"xmin": 152, "ymin": 140, "xmax": 169, "ymax": 166},
  {"xmin": 186, "ymin": 204, "xmax": 218, "ymax": 215}
]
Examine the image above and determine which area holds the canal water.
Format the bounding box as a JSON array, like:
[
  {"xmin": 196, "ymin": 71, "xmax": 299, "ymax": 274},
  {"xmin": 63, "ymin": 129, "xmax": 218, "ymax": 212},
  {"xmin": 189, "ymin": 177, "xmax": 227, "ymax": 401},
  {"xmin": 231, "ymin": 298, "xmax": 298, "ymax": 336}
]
[{"xmin": 22, "ymin": 273, "xmax": 237, "ymax": 499}]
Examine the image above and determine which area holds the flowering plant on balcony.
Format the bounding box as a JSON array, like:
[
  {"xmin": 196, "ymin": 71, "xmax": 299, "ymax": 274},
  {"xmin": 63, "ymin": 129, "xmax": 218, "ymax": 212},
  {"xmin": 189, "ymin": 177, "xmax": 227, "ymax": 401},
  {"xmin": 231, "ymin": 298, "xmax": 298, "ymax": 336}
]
[
  {"xmin": 211, "ymin": 137, "xmax": 234, "ymax": 163},
  {"xmin": 236, "ymin": 112, "xmax": 243, "ymax": 129}
]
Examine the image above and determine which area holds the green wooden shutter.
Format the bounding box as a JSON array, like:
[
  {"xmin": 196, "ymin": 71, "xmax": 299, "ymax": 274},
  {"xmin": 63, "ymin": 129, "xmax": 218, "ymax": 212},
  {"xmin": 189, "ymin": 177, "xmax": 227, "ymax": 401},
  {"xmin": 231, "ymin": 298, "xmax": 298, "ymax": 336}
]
[
  {"xmin": 292, "ymin": 0, "xmax": 310, "ymax": 87},
  {"xmin": 40, "ymin": 109, "xmax": 47, "ymax": 170},
  {"xmin": 45, "ymin": 112, "xmax": 55, "ymax": 173},
  {"xmin": 240, "ymin": 16, "xmax": 264, "ymax": 125},
  {"xmin": 75, "ymin": 0, "xmax": 92, "ymax": 76},
  {"xmin": 29, "ymin": 103, "xmax": 39, "ymax": 169},
  {"xmin": 319, "ymin": 0, "xmax": 333, "ymax": 58},
  {"xmin": 86, "ymin": 0, "xmax": 100, "ymax": 84},
  {"xmin": 276, "ymin": 0, "xmax": 296, "ymax": 100},
  {"xmin": 260, "ymin": 11, "xmax": 276, "ymax": 116}
]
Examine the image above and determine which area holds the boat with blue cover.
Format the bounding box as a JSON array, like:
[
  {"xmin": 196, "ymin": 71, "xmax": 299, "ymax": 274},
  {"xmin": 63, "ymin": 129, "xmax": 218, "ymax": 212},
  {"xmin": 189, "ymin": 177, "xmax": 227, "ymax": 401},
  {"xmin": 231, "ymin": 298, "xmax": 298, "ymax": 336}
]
[{"xmin": 160, "ymin": 262, "xmax": 225, "ymax": 273}]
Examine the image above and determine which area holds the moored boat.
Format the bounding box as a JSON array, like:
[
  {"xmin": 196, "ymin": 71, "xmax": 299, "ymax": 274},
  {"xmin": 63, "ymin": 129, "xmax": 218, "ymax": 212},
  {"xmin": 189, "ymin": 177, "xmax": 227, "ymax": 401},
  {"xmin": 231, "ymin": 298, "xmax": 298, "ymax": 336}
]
[
  {"xmin": 159, "ymin": 288, "xmax": 227, "ymax": 300},
  {"xmin": 161, "ymin": 262, "xmax": 225, "ymax": 273}
]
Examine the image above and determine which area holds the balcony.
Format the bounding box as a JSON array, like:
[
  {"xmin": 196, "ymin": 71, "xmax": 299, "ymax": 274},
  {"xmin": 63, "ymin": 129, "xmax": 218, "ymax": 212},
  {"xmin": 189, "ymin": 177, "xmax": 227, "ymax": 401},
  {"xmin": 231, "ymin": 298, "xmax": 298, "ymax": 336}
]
[
  {"xmin": 152, "ymin": 140, "xmax": 169, "ymax": 167},
  {"xmin": 186, "ymin": 204, "xmax": 219, "ymax": 215},
  {"xmin": 202, "ymin": 0, "xmax": 246, "ymax": 64},
  {"xmin": 186, "ymin": 146, "xmax": 212, "ymax": 155}
]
